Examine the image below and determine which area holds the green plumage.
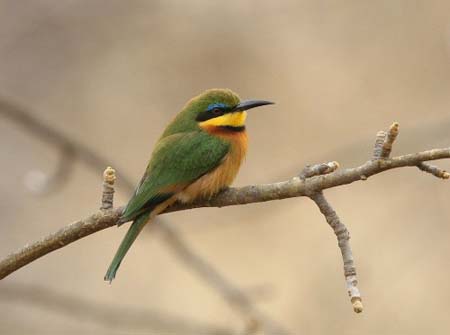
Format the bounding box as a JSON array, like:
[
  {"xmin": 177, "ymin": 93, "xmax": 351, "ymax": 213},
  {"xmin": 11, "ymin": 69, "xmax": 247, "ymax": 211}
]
[
  {"xmin": 104, "ymin": 89, "xmax": 240, "ymax": 282},
  {"xmin": 121, "ymin": 131, "xmax": 230, "ymax": 222},
  {"xmin": 104, "ymin": 213, "xmax": 149, "ymax": 282}
]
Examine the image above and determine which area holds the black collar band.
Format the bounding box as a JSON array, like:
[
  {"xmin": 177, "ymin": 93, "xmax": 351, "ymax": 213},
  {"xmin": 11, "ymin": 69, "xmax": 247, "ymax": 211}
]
[{"xmin": 217, "ymin": 125, "xmax": 246, "ymax": 132}]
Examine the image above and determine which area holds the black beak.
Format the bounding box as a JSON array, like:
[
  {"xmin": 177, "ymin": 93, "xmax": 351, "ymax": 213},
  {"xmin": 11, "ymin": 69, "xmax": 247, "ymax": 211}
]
[{"xmin": 233, "ymin": 100, "xmax": 274, "ymax": 112}]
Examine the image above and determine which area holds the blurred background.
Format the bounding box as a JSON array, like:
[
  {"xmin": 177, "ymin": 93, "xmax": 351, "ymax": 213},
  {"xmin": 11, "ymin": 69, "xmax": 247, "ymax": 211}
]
[{"xmin": 1, "ymin": 0, "xmax": 449, "ymax": 334}]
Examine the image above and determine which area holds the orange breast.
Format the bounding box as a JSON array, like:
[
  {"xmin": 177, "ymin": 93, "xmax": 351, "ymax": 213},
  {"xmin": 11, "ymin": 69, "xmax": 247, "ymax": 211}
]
[{"xmin": 177, "ymin": 128, "xmax": 248, "ymax": 203}]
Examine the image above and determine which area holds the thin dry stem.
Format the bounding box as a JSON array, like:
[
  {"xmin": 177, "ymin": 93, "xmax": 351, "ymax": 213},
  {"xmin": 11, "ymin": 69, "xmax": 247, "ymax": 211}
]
[
  {"xmin": 309, "ymin": 192, "xmax": 362, "ymax": 313},
  {"xmin": 301, "ymin": 161, "xmax": 362, "ymax": 312},
  {"xmin": 417, "ymin": 162, "xmax": 450, "ymax": 179},
  {"xmin": 381, "ymin": 122, "xmax": 400, "ymax": 158},
  {"xmin": 101, "ymin": 166, "xmax": 116, "ymax": 210},
  {"xmin": 373, "ymin": 130, "xmax": 387, "ymax": 159}
]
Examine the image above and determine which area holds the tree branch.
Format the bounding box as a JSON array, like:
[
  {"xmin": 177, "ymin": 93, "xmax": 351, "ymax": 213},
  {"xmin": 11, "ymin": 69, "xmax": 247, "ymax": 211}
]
[{"xmin": 1, "ymin": 147, "xmax": 448, "ymax": 282}]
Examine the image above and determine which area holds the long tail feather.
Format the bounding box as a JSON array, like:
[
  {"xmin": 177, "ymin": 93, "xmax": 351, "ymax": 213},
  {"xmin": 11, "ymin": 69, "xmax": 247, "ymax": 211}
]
[{"xmin": 104, "ymin": 212, "xmax": 150, "ymax": 283}]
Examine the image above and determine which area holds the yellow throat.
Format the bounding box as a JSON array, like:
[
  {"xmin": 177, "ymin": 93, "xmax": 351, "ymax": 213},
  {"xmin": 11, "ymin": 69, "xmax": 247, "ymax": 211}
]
[{"xmin": 199, "ymin": 111, "xmax": 247, "ymax": 128}]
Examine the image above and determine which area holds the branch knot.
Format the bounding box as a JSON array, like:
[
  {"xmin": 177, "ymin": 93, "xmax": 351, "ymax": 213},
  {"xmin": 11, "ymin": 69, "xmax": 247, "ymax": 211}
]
[{"xmin": 299, "ymin": 161, "xmax": 339, "ymax": 180}]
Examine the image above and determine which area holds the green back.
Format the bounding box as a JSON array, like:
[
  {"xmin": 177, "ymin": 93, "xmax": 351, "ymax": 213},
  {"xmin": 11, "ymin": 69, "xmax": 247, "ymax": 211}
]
[{"xmin": 121, "ymin": 131, "xmax": 230, "ymax": 221}]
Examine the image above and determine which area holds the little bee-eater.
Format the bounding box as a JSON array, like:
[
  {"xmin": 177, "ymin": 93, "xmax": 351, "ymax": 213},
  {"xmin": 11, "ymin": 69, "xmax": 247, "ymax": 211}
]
[{"xmin": 105, "ymin": 88, "xmax": 273, "ymax": 282}]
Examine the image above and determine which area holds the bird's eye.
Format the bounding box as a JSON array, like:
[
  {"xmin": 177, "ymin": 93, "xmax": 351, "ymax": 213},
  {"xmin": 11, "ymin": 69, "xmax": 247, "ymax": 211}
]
[{"xmin": 211, "ymin": 108, "xmax": 222, "ymax": 115}]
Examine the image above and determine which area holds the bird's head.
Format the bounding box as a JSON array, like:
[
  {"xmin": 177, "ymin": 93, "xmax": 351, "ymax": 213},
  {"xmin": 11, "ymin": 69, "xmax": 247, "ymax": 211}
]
[
  {"xmin": 162, "ymin": 89, "xmax": 273, "ymax": 137},
  {"xmin": 192, "ymin": 89, "xmax": 273, "ymax": 132}
]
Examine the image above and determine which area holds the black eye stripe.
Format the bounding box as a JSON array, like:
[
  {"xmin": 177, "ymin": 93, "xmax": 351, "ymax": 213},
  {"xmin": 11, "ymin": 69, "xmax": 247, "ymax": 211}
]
[{"xmin": 196, "ymin": 106, "xmax": 231, "ymax": 122}]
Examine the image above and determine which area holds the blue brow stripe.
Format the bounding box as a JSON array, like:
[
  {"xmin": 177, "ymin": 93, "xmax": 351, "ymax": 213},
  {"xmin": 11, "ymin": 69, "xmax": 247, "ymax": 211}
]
[{"xmin": 206, "ymin": 103, "xmax": 227, "ymax": 111}]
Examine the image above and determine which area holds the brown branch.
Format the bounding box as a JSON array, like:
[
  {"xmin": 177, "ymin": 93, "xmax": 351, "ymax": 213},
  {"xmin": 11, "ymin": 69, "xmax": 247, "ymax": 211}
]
[{"xmin": 1, "ymin": 147, "xmax": 448, "ymax": 282}]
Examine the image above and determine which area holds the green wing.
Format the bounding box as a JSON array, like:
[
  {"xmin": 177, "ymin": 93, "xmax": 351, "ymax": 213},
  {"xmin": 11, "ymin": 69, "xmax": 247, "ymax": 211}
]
[{"xmin": 120, "ymin": 131, "xmax": 230, "ymax": 222}]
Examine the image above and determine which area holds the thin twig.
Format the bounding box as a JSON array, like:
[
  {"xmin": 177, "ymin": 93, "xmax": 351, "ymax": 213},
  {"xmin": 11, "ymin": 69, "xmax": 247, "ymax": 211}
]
[
  {"xmin": 417, "ymin": 162, "xmax": 450, "ymax": 179},
  {"xmin": 381, "ymin": 122, "xmax": 400, "ymax": 158},
  {"xmin": 371, "ymin": 121, "xmax": 448, "ymax": 180},
  {"xmin": 100, "ymin": 167, "xmax": 116, "ymax": 210},
  {"xmin": 309, "ymin": 192, "xmax": 362, "ymax": 313},
  {"xmin": 300, "ymin": 162, "xmax": 362, "ymax": 312},
  {"xmin": 372, "ymin": 130, "xmax": 386, "ymax": 159}
]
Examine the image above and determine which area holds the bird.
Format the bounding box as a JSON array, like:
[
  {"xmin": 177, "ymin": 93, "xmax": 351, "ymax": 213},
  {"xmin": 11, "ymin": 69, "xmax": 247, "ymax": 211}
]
[{"xmin": 104, "ymin": 88, "xmax": 273, "ymax": 282}]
